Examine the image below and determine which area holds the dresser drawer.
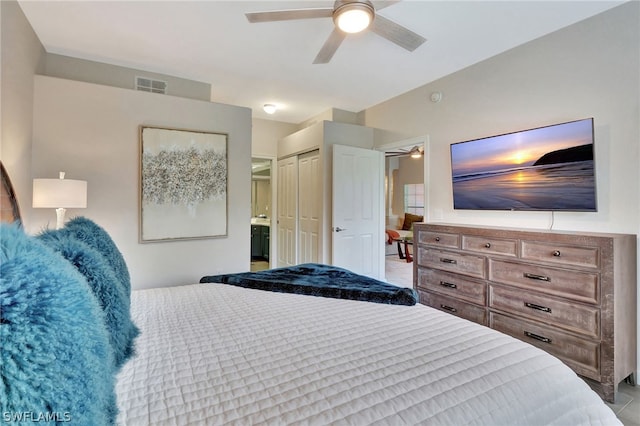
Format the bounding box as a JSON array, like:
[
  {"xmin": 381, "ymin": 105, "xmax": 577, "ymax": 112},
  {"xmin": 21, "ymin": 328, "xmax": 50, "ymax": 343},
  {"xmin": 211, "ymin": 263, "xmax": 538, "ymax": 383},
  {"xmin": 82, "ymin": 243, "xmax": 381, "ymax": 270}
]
[
  {"xmin": 488, "ymin": 259, "xmax": 599, "ymax": 304},
  {"xmin": 521, "ymin": 240, "xmax": 599, "ymax": 269},
  {"xmin": 419, "ymin": 291, "xmax": 487, "ymax": 325},
  {"xmin": 417, "ymin": 268, "xmax": 486, "ymax": 305},
  {"xmin": 462, "ymin": 235, "xmax": 517, "ymax": 257},
  {"xmin": 417, "ymin": 247, "xmax": 485, "ymax": 279},
  {"xmin": 490, "ymin": 313, "xmax": 600, "ymax": 380},
  {"xmin": 489, "ymin": 285, "xmax": 600, "ymax": 338},
  {"xmin": 417, "ymin": 230, "xmax": 459, "ymax": 249}
]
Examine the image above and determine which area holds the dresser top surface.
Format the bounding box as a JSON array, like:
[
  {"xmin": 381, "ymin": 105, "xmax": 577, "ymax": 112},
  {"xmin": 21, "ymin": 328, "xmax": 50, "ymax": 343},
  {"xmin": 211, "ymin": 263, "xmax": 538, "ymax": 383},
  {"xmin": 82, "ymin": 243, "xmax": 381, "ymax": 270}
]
[{"xmin": 418, "ymin": 222, "xmax": 636, "ymax": 241}]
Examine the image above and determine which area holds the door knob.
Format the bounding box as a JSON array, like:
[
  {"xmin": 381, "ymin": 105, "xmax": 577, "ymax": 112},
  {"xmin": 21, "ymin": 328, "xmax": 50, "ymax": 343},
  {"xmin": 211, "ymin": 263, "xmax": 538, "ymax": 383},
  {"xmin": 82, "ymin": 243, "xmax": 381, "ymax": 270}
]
[{"xmin": 334, "ymin": 227, "xmax": 347, "ymax": 232}]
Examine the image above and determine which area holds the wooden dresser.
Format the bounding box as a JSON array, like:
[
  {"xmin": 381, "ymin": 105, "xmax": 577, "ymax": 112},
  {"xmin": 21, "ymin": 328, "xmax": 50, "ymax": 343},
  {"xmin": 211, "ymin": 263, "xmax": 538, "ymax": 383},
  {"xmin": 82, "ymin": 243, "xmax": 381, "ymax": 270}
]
[{"xmin": 413, "ymin": 223, "xmax": 637, "ymax": 402}]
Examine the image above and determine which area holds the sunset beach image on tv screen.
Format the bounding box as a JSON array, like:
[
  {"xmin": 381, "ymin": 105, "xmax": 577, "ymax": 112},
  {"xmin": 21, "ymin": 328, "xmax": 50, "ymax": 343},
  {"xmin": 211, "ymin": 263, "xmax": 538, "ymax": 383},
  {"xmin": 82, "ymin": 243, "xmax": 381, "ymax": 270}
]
[{"xmin": 450, "ymin": 118, "xmax": 596, "ymax": 211}]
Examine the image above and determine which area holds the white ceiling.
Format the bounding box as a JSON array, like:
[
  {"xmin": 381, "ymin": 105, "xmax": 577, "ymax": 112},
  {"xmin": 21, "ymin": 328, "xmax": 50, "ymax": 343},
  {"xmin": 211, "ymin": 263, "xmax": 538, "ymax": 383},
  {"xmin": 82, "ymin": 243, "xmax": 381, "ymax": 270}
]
[{"xmin": 18, "ymin": 0, "xmax": 625, "ymax": 124}]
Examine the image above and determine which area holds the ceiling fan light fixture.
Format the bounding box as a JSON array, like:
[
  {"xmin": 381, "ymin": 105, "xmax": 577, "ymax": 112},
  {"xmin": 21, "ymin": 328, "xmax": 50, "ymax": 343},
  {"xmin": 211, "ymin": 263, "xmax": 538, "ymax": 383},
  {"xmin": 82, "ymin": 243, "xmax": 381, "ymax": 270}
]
[
  {"xmin": 333, "ymin": 2, "xmax": 374, "ymax": 34},
  {"xmin": 410, "ymin": 146, "xmax": 422, "ymax": 159},
  {"xmin": 263, "ymin": 104, "xmax": 277, "ymax": 114}
]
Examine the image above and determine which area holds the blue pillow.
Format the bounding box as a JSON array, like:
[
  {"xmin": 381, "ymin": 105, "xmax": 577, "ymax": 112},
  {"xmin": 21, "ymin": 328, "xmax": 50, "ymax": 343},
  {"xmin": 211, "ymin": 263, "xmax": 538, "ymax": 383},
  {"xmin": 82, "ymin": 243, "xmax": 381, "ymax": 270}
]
[
  {"xmin": 38, "ymin": 229, "xmax": 139, "ymax": 370},
  {"xmin": 0, "ymin": 224, "xmax": 117, "ymax": 424},
  {"xmin": 62, "ymin": 217, "xmax": 131, "ymax": 296}
]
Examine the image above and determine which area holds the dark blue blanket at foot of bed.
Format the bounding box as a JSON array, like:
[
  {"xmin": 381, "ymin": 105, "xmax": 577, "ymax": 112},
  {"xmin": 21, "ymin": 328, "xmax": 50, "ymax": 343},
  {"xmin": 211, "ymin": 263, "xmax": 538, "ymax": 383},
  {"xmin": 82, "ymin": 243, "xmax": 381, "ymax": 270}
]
[{"xmin": 200, "ymin": 263, "xmax": 417, "ymax": 306}]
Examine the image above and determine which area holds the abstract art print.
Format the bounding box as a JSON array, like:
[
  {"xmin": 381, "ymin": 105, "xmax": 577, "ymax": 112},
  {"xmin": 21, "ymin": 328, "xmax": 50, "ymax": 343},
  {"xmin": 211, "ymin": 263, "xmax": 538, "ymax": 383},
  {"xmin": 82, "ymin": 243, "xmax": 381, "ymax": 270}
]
[{"xmin": 139, "ymin": 126, "xmax": 228, "ymax": 242}]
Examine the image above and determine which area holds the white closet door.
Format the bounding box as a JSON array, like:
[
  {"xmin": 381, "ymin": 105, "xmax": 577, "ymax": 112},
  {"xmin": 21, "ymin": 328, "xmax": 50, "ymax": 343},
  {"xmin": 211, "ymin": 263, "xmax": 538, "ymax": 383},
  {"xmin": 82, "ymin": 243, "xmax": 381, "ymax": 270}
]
[
  {"xmin": 298, "ymin": 150, "xmax": 320, "ymax": 264},
  {"xmin": 277, "ymin": 156, "xmax": 297, "ymax": 267}
]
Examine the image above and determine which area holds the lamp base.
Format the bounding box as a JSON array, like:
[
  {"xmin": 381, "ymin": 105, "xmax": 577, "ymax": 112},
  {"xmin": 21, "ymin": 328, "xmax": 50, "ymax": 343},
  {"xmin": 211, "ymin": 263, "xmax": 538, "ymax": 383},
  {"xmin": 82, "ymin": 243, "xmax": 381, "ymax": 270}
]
[{"xmin": 55, "ymin": 208, "xmax": 67, "ymax": 230}]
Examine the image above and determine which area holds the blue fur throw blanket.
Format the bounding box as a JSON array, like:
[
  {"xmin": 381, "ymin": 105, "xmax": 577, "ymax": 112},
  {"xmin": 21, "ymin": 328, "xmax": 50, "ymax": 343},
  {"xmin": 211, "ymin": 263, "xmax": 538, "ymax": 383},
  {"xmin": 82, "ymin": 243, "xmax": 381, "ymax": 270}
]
[
  {"xmin": 62, "ymin": 217, "xmax": 132, "ymax": 295},
  {"xmin": 200, "ymin": 263, "xmax": 417, "ymax": 306},
  {"xmin": 0, "ymin": 224, "xmax": 117, "ymax": 424},
  {"xmin": 38, "ymin": 227, "xmax": 139, "ymax": 370}
]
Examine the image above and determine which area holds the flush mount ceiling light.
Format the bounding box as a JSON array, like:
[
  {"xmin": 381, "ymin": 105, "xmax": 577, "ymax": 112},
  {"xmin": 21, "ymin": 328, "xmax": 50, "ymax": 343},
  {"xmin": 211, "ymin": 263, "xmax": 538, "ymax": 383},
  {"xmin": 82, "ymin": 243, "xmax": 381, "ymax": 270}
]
[
  {"xmin": 333, "ymin": 1, "xmax": 374, "ymax": 33},
  {"xmin": 263, "ymin": 104, "xmax": 277, "ymax": 114}
]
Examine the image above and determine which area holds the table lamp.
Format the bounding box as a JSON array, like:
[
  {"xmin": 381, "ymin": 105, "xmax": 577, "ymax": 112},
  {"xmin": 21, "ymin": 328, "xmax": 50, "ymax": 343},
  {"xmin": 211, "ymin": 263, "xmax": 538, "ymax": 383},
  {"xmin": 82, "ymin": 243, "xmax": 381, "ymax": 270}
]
[{"xmin": 33, "ymin": 172, "xmax": 87, "ymax": 229}]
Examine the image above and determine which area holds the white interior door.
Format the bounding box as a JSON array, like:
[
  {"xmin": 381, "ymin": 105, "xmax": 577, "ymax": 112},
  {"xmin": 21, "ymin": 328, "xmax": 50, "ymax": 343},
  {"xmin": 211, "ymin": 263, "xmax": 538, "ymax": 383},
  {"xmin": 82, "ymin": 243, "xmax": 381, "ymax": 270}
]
[
  {"xmin": 298, "ymin": 150, "xmax": 320, "ymax": 263},
  {"xmin": 332, "ymin": 144, "xmax": 384, "ymax": 279},
  {"xmin": 277, "ymin": 157, "xmax": 297, "ymax": 267}
]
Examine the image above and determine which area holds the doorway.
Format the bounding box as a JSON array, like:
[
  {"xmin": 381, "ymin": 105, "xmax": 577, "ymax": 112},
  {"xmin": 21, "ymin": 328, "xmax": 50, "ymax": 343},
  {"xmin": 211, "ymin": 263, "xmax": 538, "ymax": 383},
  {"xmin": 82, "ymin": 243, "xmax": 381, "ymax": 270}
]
[
  {"xmin": 251, "ymin": 157, "xmax": 274, "ymax": 271},
  {"xmin": 378, "ymin": 137, "xmax": 428, "ymax": 286}
]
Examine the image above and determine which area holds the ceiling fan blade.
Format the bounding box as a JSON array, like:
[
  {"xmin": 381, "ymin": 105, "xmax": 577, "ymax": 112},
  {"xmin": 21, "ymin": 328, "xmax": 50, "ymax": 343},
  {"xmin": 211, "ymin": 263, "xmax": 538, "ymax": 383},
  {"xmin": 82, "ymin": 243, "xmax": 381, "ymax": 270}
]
[
  {"xmin": 246, "ymin": 8, "xmax": 333, "ymax": 23},
  {"xmin": 313, "ymin": 29, "xmax": 347, "ymax": 64},
  {"xmin": 370, "ymin": 14, "xmax": 426, "ymax": 52},
  {"xmin": 372, "ymin": 1, "xmax": 402, "ymax": 11}
]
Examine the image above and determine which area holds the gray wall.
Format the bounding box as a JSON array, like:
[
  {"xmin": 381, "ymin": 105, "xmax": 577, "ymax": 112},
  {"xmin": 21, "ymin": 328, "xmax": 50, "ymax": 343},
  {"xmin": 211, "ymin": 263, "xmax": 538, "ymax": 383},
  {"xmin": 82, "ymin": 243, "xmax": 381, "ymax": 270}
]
[
  {"xmin": 30, "ymin": 76, "xmax": 252, "ymax": 289},
  {"xmin": 0, "ymin": 0, "xmax": 297, "ymax": 289},
  {"xmin": 252, "ymin": 118, "xmax": 298, "ymax": 158},
  {"xmin": 0, "ymin": 0, "xmax": 45, "ymax": 220},
  {"xmin": 392, "ymin": 155, "xmax": 424, "ymax": 218},
  {"xmin": 1, "ymin": 0, "xmax": 254, "ymax": 289},
  {"xmin": 44, "ymin": 53, "xmax": 211, "ymax": 101},
  {"xmin": 363, "ymin": 1, "xmax": 639, "ymax": 235}
]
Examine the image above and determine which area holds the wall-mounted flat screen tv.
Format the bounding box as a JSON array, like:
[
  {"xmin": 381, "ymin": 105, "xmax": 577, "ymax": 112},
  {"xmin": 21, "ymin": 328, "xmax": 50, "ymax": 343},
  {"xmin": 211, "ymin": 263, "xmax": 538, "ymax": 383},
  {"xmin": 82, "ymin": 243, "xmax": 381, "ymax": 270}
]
[{"xmin": 450, "ymin": 118, "xmax": 596, "ymax": 211}]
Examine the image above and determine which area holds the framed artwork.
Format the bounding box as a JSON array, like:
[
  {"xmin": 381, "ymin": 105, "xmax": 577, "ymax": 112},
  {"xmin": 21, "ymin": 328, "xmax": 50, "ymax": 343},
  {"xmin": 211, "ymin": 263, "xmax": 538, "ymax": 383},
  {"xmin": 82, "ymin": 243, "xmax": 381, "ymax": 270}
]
[{"xmin": 139, "ymin": 126, "xmax": 228, "ymax": 242}]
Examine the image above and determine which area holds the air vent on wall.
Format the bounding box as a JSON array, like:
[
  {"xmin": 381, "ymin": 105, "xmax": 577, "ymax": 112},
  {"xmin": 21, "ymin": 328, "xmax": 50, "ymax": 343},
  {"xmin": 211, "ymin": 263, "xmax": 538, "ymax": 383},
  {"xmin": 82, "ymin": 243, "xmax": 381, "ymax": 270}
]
[{"xmin": 135, "ymin": 76, "xmax": 167, "ymax": 94}]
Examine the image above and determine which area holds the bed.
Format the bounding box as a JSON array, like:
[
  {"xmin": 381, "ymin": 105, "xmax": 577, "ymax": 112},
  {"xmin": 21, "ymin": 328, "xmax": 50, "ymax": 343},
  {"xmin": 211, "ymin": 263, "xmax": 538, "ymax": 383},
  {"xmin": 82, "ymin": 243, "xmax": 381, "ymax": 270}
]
[
  {"xmin": 0, "ymin": 164, "xmax": 622, "ymax": 425},
  {"xmin": 115, "ymin": 282, "xmax": 622, "ymax": 425}
]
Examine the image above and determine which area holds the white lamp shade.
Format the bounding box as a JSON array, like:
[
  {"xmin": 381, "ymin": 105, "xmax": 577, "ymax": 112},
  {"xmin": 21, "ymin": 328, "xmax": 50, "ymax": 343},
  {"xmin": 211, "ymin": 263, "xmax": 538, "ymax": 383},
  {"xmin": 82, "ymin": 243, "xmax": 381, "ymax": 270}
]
[{"xmin": 33, "ymin": 178, "xmax": 87, "ymax": 208}]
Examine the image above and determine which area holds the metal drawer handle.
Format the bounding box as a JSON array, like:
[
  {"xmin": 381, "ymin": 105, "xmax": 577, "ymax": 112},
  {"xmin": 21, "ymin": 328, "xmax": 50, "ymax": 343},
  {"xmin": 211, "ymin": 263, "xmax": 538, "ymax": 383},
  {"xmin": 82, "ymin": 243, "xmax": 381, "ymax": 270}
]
[
  {"xmin": 523, "ymin": 272, "xmax": 550, "ymax": 282},
  {"xmin": 485, "ymin": 242, "xmax": 491, "ymax": 248},
  {"xmin": 435, "ymin": 237, "xmax": 441, "ymax": 242},
  {"xmin": 439, "ymin": 281, "xmax": 457, "ymax": 289},
  {"xmin": 524, "ymin": 331, "xmax": 552, "ymax": 344},
  {"xmin": 440, "ymin": 304, "xmax": 457, "ymax": 313},
  {"xmin": 440, "ymin": 258, "xmax": 457, "ymax": 264},
  {"xmin": 553, "ymin": 250, "xmax": 561, "ymax": 257},
  {"xmin": 524, "ymin": 302, "xmax": 551, "ymax": 313}
]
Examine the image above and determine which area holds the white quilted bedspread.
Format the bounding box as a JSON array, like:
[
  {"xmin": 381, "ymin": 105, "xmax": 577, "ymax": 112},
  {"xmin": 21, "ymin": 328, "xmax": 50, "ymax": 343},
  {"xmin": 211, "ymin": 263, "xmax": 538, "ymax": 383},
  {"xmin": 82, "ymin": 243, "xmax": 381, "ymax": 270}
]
[{"xmin": 116, "ymin": 284, "xmax": 620, "ymax": 425}]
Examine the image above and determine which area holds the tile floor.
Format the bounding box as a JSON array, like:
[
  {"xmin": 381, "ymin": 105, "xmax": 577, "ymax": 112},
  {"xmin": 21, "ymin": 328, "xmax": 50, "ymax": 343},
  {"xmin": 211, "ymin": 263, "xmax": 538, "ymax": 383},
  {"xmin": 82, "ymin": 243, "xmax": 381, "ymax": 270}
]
[
  {"xmin": 383, "ymin": 253, "xmax": 640, "ymax": 425},
  {"xmin": 250, "ymin": 259, "xmax": 270, "ymax": 272},
  {"xmin": 384, "ymin": 252, "xmax": 414, "ymax": 287},
  {"xmin": 607, "ymin": 381, "xmax": 640, "ymax": 426}
]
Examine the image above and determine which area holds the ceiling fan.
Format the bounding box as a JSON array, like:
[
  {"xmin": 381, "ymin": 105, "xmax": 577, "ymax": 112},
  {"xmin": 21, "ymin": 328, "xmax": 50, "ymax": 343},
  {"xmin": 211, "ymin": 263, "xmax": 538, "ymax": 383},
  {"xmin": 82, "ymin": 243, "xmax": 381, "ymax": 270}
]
[
  {"xmin": 245, "ymin": 0, "xmax": 426, "ymax": 64},
  {"xmin": 385, "ymin": 146, "xmax": 423, "ymax": 158}
]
